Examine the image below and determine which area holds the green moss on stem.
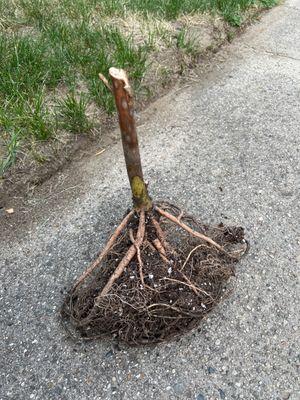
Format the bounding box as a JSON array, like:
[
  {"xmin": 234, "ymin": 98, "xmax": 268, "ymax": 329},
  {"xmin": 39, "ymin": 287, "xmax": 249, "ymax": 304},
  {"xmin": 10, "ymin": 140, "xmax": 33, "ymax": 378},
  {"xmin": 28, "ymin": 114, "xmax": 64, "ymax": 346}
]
[{"xmin": 131, "ymin": 176, "xmax": 152, "ymax": 210}]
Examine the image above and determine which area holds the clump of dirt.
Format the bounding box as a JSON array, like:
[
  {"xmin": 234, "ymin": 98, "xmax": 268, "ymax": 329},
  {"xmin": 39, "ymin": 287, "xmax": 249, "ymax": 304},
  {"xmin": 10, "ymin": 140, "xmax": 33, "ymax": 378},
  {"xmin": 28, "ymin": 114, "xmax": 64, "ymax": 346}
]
[{"xmin": 62, "ymin": 202, "xmax": 248, "ymax": 345}]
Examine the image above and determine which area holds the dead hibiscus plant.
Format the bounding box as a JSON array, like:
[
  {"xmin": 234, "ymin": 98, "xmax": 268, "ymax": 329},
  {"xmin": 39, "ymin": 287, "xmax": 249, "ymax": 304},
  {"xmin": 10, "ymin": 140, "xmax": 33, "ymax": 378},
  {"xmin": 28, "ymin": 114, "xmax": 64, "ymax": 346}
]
[{"xmin": 62, "ymin": 68, "xmax": 248, "ymax": 345}]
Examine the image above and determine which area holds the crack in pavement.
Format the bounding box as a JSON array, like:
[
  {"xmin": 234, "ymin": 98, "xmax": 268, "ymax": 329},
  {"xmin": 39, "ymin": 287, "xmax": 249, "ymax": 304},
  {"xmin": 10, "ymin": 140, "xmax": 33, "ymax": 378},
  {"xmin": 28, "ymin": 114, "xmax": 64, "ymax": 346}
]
[{"xmin": 242, "ymin": 44, "xmax": 300, "ymax": 62}]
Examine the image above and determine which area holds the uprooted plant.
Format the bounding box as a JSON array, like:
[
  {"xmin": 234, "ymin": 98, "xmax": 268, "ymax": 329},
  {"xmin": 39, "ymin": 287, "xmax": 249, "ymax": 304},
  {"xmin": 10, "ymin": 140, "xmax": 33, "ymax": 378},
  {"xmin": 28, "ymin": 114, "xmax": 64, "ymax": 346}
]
[{"xmin": 61, "ymin": 68, "xmax": 248, "ymax": 345}]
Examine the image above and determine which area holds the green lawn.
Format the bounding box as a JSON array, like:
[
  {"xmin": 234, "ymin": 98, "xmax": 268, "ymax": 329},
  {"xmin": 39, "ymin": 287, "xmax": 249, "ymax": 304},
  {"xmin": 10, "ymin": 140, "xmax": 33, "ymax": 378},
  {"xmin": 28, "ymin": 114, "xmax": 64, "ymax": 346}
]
[{"xmin": 0, "ymin": 0, "xmax": 277, "ymax": 175}]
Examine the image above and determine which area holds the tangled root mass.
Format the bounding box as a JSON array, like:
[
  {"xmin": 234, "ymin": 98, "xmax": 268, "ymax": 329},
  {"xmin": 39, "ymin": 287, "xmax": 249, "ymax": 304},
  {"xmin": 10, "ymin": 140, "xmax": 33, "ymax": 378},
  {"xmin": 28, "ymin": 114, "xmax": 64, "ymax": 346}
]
[{"xmin": 62, "ymin": 202, "xmax": 247, "ymax": 345}]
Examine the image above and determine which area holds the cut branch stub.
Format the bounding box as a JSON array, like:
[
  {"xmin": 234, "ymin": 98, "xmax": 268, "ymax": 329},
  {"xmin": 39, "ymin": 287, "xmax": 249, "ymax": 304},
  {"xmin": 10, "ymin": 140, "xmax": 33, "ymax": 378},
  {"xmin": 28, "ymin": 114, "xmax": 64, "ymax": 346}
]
[{"xmin": 108, "ymin": 67, "xmax": 152, "ymax": 210}]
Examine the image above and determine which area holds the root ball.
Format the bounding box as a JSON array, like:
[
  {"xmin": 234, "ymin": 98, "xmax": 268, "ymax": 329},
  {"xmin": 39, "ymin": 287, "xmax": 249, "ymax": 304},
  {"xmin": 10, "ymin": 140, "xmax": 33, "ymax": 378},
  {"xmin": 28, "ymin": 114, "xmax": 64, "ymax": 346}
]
[{"xmin": 62, "ymin": 202, "xmax": 247, "ymax": 345}]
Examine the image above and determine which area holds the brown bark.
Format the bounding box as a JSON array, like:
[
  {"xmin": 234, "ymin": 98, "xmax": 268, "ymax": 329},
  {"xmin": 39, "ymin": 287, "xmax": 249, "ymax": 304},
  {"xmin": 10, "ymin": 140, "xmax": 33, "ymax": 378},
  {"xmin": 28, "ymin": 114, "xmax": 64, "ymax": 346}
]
[{"xmin": 108, "ymin": 68, "xmax": 152, "ymax": 210}]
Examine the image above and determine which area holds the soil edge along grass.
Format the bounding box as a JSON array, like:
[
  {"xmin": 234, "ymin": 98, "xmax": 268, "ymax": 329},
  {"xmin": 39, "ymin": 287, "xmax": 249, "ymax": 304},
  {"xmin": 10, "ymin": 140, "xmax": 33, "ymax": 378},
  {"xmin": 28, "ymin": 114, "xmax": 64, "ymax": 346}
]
[{"xmin": 0, "ymin": 0, "xmax": 278, "ymax": 201}]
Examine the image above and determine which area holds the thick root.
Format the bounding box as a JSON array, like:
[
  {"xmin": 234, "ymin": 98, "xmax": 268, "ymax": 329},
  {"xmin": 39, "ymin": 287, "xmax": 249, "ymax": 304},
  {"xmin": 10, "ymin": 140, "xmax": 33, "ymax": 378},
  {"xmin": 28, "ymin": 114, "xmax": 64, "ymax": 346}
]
[
  {"xmin": 155, "ymin": 206, "xmax": 224, "ymax": 252},
  {"xmin": 97, "ymin": 210, "xmax": 145, "ymax": 298},
  {"xmin": 73, "ymin": 209, "xmax": 134, "ymax": 290}
]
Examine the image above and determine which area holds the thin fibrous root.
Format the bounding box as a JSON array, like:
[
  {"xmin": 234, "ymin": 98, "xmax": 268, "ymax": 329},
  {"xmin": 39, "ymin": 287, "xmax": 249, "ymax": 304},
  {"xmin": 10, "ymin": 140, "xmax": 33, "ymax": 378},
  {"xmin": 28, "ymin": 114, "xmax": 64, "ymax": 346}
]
[
  {"xmin": 96, "ymin": 210, "xmax": 146, "ymax": 299},
  {"xmin": 155, "ymin": 206, "xmax": 224, "ymax": 253},
  {"xmin": 178, "ymin": 211, "xmax": 184, "ymax": 221},
  {"xmin": 145, "ymin": 240, "xmax": 156, "ymax": 252},
  {"xmin": 146, "ymin": 303, "xmax": 200, "ymax": 318},
  {"xmin": 162, "ymin": 276, "xmax": 211, "ymax": 298},
  {"xmin": 180, "ymin": 244, "xmax": 208, "ymax": 271},
  {"xmin": 178, "ymin": 271, "xmax": 213, "ymax": 299},
  {"xmin": 73, "ymin": 210, "xmax": 134, "ymax": 290}
]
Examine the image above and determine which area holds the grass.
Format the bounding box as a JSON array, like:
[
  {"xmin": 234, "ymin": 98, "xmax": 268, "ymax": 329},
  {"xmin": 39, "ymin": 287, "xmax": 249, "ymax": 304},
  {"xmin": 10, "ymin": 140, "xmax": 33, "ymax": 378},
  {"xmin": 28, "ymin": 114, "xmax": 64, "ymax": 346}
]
[
  {"xmin": 176, "ymin": 28, "xmax": 199, "ymax": 57},
  {"xmin": 0, "ymin": 0, "xmax": 277, "ymax": 175},
  {"xmin": 58, "ymin": 93, "xmax": 92, "ymax": 134}
]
